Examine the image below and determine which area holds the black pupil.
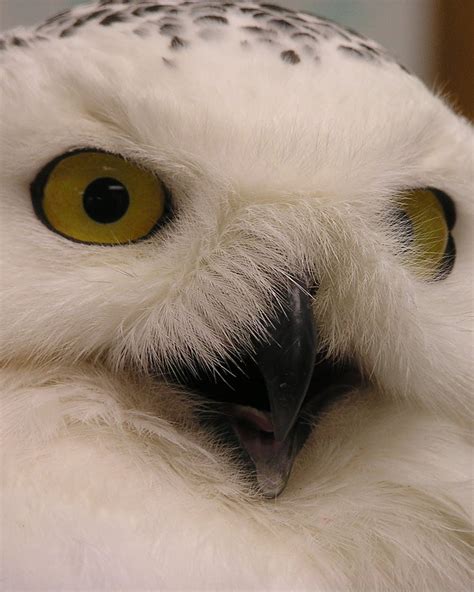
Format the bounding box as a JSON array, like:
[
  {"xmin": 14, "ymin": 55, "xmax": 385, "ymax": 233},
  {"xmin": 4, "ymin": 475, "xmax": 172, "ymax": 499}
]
[{"xmin": 83, "ymin": 177, "xmax": 129, "ymax": 224}]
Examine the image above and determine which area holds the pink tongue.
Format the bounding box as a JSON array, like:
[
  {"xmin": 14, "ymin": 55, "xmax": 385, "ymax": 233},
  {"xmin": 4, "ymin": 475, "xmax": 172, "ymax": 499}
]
[
  {"xmin": 230, "ymin": 404, "xmax": 295, "ymax": 498},
  {"xmin": 231, "ymin": 405, "xmax": 274, "ymax": 433}
]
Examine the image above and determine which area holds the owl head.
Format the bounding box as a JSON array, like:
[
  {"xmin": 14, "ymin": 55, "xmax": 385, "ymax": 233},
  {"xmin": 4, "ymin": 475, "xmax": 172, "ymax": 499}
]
[{"xmin": 1, "ymin": 0, "xmax": 472, "ymax": 496}]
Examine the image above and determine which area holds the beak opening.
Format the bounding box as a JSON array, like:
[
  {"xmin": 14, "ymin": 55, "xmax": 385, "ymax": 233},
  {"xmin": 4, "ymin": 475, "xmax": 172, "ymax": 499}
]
[{"xmin": 165, "ymin": 279, "xmax": 362, "ymax": 498}]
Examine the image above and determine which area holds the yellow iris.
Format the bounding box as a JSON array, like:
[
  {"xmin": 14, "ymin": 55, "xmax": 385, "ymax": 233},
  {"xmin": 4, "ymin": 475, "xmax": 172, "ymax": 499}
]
[
  {"xmin": 397, "ymin": 188, "xmax": 452, "ymax": 278},
  {"xmin": 35, "ymin": 151, "xmax": 167, "ymax": 245}
]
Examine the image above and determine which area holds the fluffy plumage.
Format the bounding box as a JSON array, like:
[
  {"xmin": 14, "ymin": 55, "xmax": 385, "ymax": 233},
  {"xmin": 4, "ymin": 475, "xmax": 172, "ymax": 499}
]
[{"xmin": 1, "ymin": 1, "xmax": 472, "ymax": 590}]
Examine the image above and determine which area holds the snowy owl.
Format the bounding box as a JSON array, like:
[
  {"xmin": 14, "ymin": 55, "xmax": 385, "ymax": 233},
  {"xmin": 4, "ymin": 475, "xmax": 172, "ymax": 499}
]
[{"xmin": 1, "ymin": 0, "xmax": 472, "ymax": 590}]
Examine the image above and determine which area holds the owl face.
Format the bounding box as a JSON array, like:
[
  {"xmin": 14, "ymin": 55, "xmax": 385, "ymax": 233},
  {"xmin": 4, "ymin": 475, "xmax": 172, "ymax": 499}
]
[{"xmin": 1, "ymin": 1, "xmax": 472, "ymax": 495}]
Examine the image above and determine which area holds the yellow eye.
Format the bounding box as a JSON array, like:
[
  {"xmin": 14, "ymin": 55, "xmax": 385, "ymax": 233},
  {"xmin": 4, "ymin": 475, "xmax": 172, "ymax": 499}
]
[
  {"xmin": 395, "ymin": 188, "xmax": 456, "ymax": 280},
  {"xmin": 31, "ymin": 150, "xmax": 169, "ymax": 245}
]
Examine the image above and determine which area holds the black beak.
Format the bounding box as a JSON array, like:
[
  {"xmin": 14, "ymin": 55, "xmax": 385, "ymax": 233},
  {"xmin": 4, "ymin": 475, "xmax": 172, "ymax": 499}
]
[
  {"xmin": 226, "ymin": 281, "xmax": 317, "ymax": 497},
  {"xmin": 256, "ymin": 282, "xmax": 317, "ymax": 441},
  {"xmin": 168, "ymin": 278, "xmax": 360, "ymax": 497}
]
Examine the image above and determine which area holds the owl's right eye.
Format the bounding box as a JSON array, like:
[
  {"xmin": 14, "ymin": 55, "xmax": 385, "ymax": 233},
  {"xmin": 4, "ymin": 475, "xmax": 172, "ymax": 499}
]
[{"xmin": 30, "ymin": 149, "xmax": 170, "ymax": 245}]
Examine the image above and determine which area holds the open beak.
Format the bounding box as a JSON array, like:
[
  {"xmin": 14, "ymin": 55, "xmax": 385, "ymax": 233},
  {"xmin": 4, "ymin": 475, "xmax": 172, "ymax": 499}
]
[
  {"xmin": 229, "ymin": 283, "xmax": 316, "ymax": 497},
  {"xmin": 169, "ymin": 281, "xmax": 361, "ymax": 498}
]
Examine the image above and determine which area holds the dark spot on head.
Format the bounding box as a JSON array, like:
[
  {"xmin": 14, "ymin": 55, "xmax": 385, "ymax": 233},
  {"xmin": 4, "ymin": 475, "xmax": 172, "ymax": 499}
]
[
  {"xmin": 12, "ymin": 36, "xmax": 27, "ymax": 47},
  {"xmin": 133, "ymin": 27, "xmax": 148, "ymax": 37},
  {"xmin": 194, "ymin": 15, "xmax": 228, "ymax": 25},
  {"xmin": 335, "ymin": 30, "xmax": 352, "ymax": 42},
  {"xmin": 260, "ymin": 3, "xmax": 290, "ymax": 12},
  {"xmin": 162, "ymin": 57, "xmax": 176, "ymax": 68},
  {"xmin": 291, "ymin": 32, "xmax": 318, "ymax": 42},
  {"xmin": 338, "ymin": 45, "xmax": 364, "ymax": 59},
  {"xmin": 82, "ymin": 8, "xmax": 109, "ymax": 22},
  {"xmin": 240, "ymin": 7, "xmax": 259, "ymax": 14},
  {"xmin": 360, "ymin": 43, "xmax": 380, "ymax": 55},
  {"xmin": 142, "ymin": 5, "xmax": 170, "ymax": 13},
  {"xmin": 252, "ymin": 12, "xmax": 269, "ymax": 19},
  {"xmin": 360, "ymin": 43, "xmax": 382, "ymax": 60},
  {"xmin": 170, "ymin": 35, "xmax": 188, "ymax": 49},
  {"xmin": 268, "ymin": 18, "xmax": 294, "ymax": 30},
  {"xmin": 303, "ymin": 26, "xmax": 329, "ymax": 40},
  {"xmin": 42, "ymin": 9, "xmax": 71, "ymax": 26},
  {"xmin": 399, "ymin": 64, "xmax": 411, "ymax": 74},
  {"xmin": 290, "ymin": 16, "xmax": 308, "ymax": 24},
  {"xmin": 160, "ymin": 23, "xmax": 181, "ymax": 35},
  {"xmin": 59, "ymin": 27, "xmax": 75, "ymax": 38},
  {"xmin": 100, "ymin": 13, "xmax": 128, "ymax": 26},
  {"xmin": 281, "ymin": 49, "xmax": 300, "ymax": 64},
  {"xmin": 191, "ymin": 4, "xmax": 227, "ymax": 13},
  {"xmin": 241, "ymin": 26, "xmax": 276, "ymax": 36},
  {"xmin": 301, "ymin": 25, "xmax": 328, "ymax": 39},
  {"xmin": 73, "ymin": 17, "xmax": 88, "ymax": 28},
  {"xmin": 241, "ymin": 25, "xmax": 264, "ymax": 34}
]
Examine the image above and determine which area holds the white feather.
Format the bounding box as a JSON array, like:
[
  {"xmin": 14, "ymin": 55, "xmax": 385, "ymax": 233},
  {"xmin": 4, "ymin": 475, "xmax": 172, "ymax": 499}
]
[{"xmin": 1, "ymin": 1, "xmax": 472, "ymax": 589}]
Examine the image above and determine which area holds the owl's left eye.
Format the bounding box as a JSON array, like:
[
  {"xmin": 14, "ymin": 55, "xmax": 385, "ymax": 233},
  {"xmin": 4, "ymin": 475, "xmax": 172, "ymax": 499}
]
[
  {"xmin": 31, "ymin": 149, "xmax": 170, "ymax": 245},
  {"xmin": 392, "ymin": 187, "xmax": 456, "ymax": 280}
]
